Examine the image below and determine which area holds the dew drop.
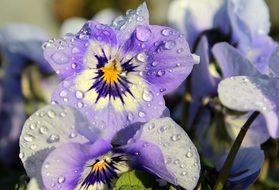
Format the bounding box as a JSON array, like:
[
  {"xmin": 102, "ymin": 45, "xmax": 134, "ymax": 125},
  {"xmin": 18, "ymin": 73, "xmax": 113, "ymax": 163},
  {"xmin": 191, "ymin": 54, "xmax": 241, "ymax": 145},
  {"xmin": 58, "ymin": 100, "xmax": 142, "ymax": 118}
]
[
  {"xmin": 159, "ymin": 125, "xmax": 168, "ymax": 133},
  {"xmin": 138, "ymin": 111, "xmax": 145, "ymax": 118},
  {"xmin": 151, "ymin": 61, "xmax": 159, "ymax": 67},
  {"xmin": 60, "ymin": 112, "xmax": 66, "ymax": 117},
  {"xmin": 75, "ymin": 91, "xmax": 84, "ymax": 99},
  {"xmin": 127, "ymin": 113, "xmax": 134, "ymax": 121},
  {"xmin": 142, "ymin": 90, "xmax": 153, "ymax": 101},
  {"xmin": 72, "ymin": 47, "xmax": 80, "ymax": 53},
  {"xmin": 19, "ymin": 152, "xmax": 25, "ymax": 159},
  {"xmin": 164, "ymin": 41, "xmax": 176, "ymax": 50},
  {"xmin": 148, "ymin": 123, "xmax": 155, "ymax": 130},
  {"xmin": 143, "ymin": 143, "xmax": 149, "ymax": 147},
  {"xmin": 69, "ymin": 132, "xmax": 77, "ymax": 138},
  {"xmin": 39, "ymin": 126, "xmax": 49, "ymax": 135},
  {"xmin": 71, "ymin": 63, "xmax": 77, "ymax": 69},
  {"xmin": 171, "ymin": 134, "xmax": 181, "ymax": 142},
  {"xmin": 77, "ymin": 102, "xmax": 84, "ymax": 108},
  {"xmin": 173, "ymin": 159, "xmax": 180, "ymax": 165},
  {"xmin": 156, "ymin": 70, "xmax": 165, "ymax": 77},
  {"xmin": 165, "ymin": 157, "xmax": 172, "ymax": 164},
  {"xmin": 51, "ymin": 52, "xmax": 69, "ymax": 64},
  {"xmin": 59, "ymin": 90, "xmax": 67, "ymax": 97},
  {"xmin": 30, "ymin": 144, "xmax": 37, "ymax": 150},
  {"xmin": 136, "ymin": 26, "xmax": 152, "ymax": 42},
  {"xmin": 24, "ymin": 134, "xmax": 34, "ymax": 142},
  {"xmin": 47, "ymin": 110, "xmax": 56, "ymax": 118},
  {"xmin": 177, "ymin": 48, "xmax": 183, "ymax": 54},
  {"xmin": 181, "ymin": 171, "xmax": 187, "ymax": 176},
  {"xmin": 161, "ymin": 28, "xmax": 172, "ymax": 36},
  {"xmin": 48, "ymin": 134, "xmax": 60, "ymax": 143},
  {"xmin": 186, "ymin": 152, "xmax": 193, "ymax": 158},
  {"xmin": 57, "ymin": 176, "xmax": 65, "ymax": 184},
  {"xmin": 136, "ymin": 53, "xmax": 146, "ymax": 62}
]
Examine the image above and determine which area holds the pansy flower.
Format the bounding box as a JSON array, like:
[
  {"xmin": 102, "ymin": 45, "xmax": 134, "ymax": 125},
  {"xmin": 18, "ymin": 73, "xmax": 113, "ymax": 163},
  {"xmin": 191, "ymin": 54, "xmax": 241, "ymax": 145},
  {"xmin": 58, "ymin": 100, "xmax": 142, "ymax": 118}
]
[
  {"xmin": 19, "ymin": 104, "xmax": 200, "ymax": 189},
  {"xmin": 43, "ymin": 3, "xmax": 195, "ymax": 140},
  {"xmin": 0, "ymin": 23, "xmax": 53, "ymax": 165},
  {"xmin": 216, "ymin": 42, "xmax": 279, "ymax": 139}
]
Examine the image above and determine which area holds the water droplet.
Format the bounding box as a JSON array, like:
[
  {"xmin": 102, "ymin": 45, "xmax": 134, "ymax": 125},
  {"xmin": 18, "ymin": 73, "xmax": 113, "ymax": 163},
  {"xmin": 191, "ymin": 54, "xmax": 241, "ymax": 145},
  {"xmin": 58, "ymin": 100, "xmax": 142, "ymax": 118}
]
[
  {"xmin": 160, "ymin": 88, "xmax": 166, "ymax": 93},
  {"xmin": 51, "ymin": 52, "xmax": 69, "ymax": 64},
  {"xmin": 75, "ymin": 91, "xmax": 84, "ymax": 99},
  {"xmin": 186, "ymin": 152, "xmax": 193, "ymax": 158},
  {"xmin": 47, "ymin": 110, "xmax": 56, "ymax": 118},
  {"xmin": 39, "ymin": 126, "xmax": 49, "ymax": 135},
  {"xmin": 134, "ymin": 152, "xmax": 140, "ymax": 156},
  {"xmin": 77, "ymin": 102, "xmax": 84, "ymax": 108},
  {"xmin": 159, "ymin": 125, "xmax": 168, "ymax": 133},
  {"xmin": 148, "ymin": 123, "xmax": 155, "ymax": 130},
  {"xmin": 30, "ymin": 144, "xmax": 37, "ymax": 150},
  {"xmin": 143, "ymin": 143, "xmax": 149, "ymax": 147},
  {"xmin": 136, "ymin": 16, "xmax": 144, "ymax": 22},
  {"xmin": 180, "ymin": 164, "xmax": 185, "ymax": 168},
  {"xmin": 48, "ymin": 134, "xmax": 60, "ymax": 143},
  {"xmin": 44, "ymin": 162, "xmax": 50, "ymax": 168},
  {"xmin": 19, "ymin": 152, "xmax": 25, "ymax": 159},
  {"xmin": 142, "ymin": 90, "xmax": 153, "ymax": 101},
  {"xmin": 69, "ymin": 132, "xmax": 77, "ymax": 138},
  {"xmin": 161, "ymin": 28, "xmax": 172, "ymax": 36},
  {"xmin": 164, "ymin": 41, "xmax": 176, "ymax": 50},
  {"xmin": 60, "ymin": 90, "xmax": 67, "ymax": 97},
  {"xmin": 165, "ymin": 157, "xmax": 172, "ymax": 164},
  {"xmin": 151, "ymin": 61, "xmax": 159, "ymax": 67},
  {"xmin": 128, "ymin": 113, "xmax": 134, "ymax": 121},
  {"xmin": 60, "ymin": 112, "xmax": 66, "ymax": 117},
  {"xmin": 71, "ymin": 63, "xmax": 77, "ymax": 69},
  {"xmin": 29, "ymin": 124, "xmax": 37, "ymax": 130},
  {"xmin": 57, "ymin": 176, "xmax": 65, "ymax": 184},
  {"xmin": 72, "ymin": 47, "xmax": 80, "ymax": 53},
  {"xmin": 138, "ymin": 111, "xmax": 145, "ymax": 118},
  {"xmin": 136, "ymin": 26, "xmax": 152, "ymax": 42},
  {"xmin": 136, "ymin": 53, "xmax": 146, "ymax": 62},
  {"xmin": 181, "ymin": 171, "xmax": 187, "ymax": 176},
  {"xmin": 177, "ymin": 48, "xmax": 183, "ymax": 53},
  {"xmin": 156, "ymin": 70, "xmax": 165, "ymax": 77},
  {"xmin": 24, "ymin": 134, "xmax": 34, "ymax": 142},
  {"xmin": 171, "ymin": 134, "xmax": 182, "ymax": 142},
  {"xmin": 173, "ymin": 159, "xmax": 180, "ymax": 165}
]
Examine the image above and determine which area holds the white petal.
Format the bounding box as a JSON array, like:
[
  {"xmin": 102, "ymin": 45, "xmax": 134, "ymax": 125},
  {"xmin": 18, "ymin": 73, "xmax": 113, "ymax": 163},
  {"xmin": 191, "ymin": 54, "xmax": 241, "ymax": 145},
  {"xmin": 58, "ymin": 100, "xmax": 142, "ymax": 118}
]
[
  {"xmin": 218, "ymin": 76, "xmax": 279, "ymax": 138},
  {"xmin": 19, "ymin": 105, "xmax": 94, "ymax": 187},
  {"xmin": 60, "ymin": 17, "xmax": 86, "ymax": 36},
  {"xmin": 140, "ymin": 118, "xmax": 200, "ymax": 190},
  {"xmin": 111, "ymin": 2, "xmax": 149, "ymax": 42}
]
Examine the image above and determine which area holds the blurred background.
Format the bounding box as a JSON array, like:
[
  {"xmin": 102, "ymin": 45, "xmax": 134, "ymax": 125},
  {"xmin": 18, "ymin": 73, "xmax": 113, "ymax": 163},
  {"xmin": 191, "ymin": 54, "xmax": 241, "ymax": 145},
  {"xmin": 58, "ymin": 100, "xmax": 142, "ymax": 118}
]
[{"xmin": 0, "ymin": 0, "xmax": 279, "ymax": 189}]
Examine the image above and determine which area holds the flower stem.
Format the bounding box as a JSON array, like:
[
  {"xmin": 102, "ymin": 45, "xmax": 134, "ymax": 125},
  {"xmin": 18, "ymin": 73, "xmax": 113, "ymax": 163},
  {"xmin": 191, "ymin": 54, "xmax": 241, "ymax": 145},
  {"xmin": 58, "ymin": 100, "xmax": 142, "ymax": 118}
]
[{"xmin": 213, "ymin": 111, "xmax": 260, "ymax": 190}]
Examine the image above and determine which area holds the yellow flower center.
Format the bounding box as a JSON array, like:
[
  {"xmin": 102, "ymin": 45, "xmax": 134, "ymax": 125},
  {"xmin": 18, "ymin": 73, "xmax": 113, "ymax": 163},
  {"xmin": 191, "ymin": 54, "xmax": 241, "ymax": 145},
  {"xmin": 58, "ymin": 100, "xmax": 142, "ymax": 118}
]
[
  {"xmin": 92, "ymin": 159, "xmax": 108, "ymax": 172},
  {"xmin": 101, "ymin": 59, "xmax": 121, "ymax": 85}
]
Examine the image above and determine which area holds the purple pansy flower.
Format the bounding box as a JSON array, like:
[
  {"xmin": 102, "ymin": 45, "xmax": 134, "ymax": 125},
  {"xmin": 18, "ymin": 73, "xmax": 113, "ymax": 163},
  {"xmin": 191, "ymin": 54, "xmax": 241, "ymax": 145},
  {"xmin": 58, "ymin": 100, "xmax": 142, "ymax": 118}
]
[
  {"xmin": 19, "ymin": 105, "xmax": 200, "ymax": 189},
  {"xmin": 0, "ymin": 24, "xmax": 53, "ymax": 165},
  {"xmin": 216, "ymin": 42, "xmax": 279, "ymax": 139},
  {"xmin": 167, "ymin": 0, "xmax": 229, "ymax": 49},
  {"xmin": 205, "ymin": 147, "xmax": 264, "ymax": 189},
  {"xmin": 43, "ymin": 3, "xmax": 195, "ymax": 141}
]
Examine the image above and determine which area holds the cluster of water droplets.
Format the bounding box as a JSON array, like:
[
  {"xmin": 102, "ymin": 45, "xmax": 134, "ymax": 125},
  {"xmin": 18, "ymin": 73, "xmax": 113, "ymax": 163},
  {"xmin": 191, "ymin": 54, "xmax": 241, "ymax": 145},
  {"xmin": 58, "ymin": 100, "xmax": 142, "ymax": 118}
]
[
  {"xmin": 219, "ymin": 76, "xmax": 277, "ymax": 113},
  {"xmin": 134, "ymin": 118, "xmax": 200, "ymax": 189},
  {"xmin": 19, "ymin": 106, "xmax": 87, "ymax": 162}
]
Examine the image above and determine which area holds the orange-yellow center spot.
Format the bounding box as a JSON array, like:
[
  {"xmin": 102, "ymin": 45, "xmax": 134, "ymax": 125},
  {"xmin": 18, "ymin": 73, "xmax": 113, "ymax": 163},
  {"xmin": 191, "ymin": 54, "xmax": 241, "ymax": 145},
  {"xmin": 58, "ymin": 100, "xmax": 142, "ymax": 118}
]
[
  {"xmin": 92, "ymin": 160, "xmax": 108, "ymax": 172},
  {"xmin": 101, "ymin": 59, "xmax": 121, "ymax": 85}
]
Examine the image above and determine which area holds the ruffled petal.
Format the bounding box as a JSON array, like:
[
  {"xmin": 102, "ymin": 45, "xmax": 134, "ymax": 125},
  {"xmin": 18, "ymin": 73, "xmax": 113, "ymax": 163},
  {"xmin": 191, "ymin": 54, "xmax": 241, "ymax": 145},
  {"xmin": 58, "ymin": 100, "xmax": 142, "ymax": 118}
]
[
  {"xmin": 42, "ymin": 140, "xmax": 111, "ymax": 190},
  {"xmin": 43, "ymin": 21, "xmax": 118, "ymax": 79},
  {"xmin": 212, "ymin": 42, "xmax": 260, "ymax": 77},
  {"xmin": 51, "ymin": 76, "xmax": 166, "ymax": 141},
  {"xmin": 122, "ymin": 118, "xmax": 200, "ymax": 190},
  {"xmin": 215, "ymin": 147, "xmax": 264, "ymax": 189},
  {"xmin": 218, "ymin": 76, "xmax": 279, "ymax": 138},
  {"xmin": 168, "ymin": 0, "xmax": 228, "ymax": 48},
  {"xmin": 228, "ymin": 0, "xmax": 271, "ymax": 43},
  {"xmin": 269, "ymin": 46, "xmax": 279, "ymax": 76},
  {"xmin": 238, "ymin": 36, "xmax": 278, "ymax": 75},
  {"xmin": 111, "ymin": 2, "xmax": 149, "ymax": 43},
  {"xmin": 225, "ymin": 113, "xmax": 270, "ymax": 147},
  {"xmin": 19, "ymin": 105, "xmax": 98, "ymax": 187},
  {"xmin": 0, "ymin": 24, "xmax": 53, "ymax": 74},
  {"xmin": 122, "ymin": 25, "xmax": 194, "ymax": 95}
]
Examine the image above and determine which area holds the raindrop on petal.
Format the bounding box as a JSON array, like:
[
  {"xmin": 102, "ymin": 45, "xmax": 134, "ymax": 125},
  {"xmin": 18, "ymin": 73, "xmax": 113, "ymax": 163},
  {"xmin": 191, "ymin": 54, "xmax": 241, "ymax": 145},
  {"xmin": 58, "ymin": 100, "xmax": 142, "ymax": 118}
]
[
  {"xmin": 51, "ymin": 52, "xmax": 69, "ymax": 64},
  {"xmin": 142, "ymin": 90, "xmax": 153, "ymax": 101},
  {"xmin": 57, "ymin": 176, "xmax": 65, "ymax": 184}
]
